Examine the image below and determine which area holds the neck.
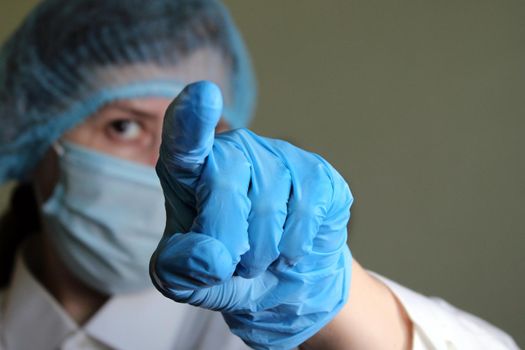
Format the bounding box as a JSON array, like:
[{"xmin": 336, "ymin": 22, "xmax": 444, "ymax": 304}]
[{"xmin": 25, "ymin": 234, "xmax": 108, "ymax": 325}]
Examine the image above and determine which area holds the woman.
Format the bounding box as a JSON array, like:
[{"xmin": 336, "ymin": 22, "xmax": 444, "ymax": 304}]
[{"xmin": 0, "ymin": 0, "xmax": 518, "ymax": 349}]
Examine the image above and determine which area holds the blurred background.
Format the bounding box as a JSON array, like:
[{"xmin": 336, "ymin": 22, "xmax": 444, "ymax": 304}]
[{"xmin": 1, "ymin": 0, "xmax": 524, "ymax": 346}]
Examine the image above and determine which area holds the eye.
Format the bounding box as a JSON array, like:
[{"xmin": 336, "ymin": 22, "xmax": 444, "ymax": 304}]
[{"xmin": 108, "ymin": 119, "xmax": 141, "ymax": 140}]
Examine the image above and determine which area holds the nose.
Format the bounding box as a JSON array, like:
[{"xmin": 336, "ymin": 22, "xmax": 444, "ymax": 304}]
[
  {"xmin": 146, "ymin": 132, "xmax": 163, "ymax": 167},
  {"xmin": 147, "ymin": 150, "xmax": 160, "ymax": 167}
]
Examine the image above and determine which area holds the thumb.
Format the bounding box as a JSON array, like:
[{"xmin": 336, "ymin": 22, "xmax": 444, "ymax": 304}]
[
  {"xmin": 150, "ymin": 232, "xmax": 234, "ymax": 294},
  {"xmin": 158, "ymin": 81, "xmax": 223, "ymax": 179}
]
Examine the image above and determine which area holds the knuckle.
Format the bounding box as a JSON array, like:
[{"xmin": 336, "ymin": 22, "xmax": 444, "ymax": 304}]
[
  {"xmin": 250, "ymin": 201, "xmax": 286, "ymax": 218},
  {"xmin": 333, "ymin": 176, "xmax": 353, "ymax": 211},
  {"xmin": 204, "ymin": 176, "xmax": 238, "ymax": 192},
  {"xmin": 291, "ymin": 201, "xmax": 324, "ymax": 219},
  {"xmin": 275, "ymin": 161, "xmax": 292, "ymax": 182}
]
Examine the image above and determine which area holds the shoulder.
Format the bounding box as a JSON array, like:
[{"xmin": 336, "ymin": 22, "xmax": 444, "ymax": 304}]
[{"xmin": 370, "ymin": 271, "xmax": 519, "ymax": 350}]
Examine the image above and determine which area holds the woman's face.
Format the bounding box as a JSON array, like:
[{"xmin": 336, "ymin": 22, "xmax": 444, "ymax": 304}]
[
  {"xmin": 63, "ymin": 46, "xmax": 232, "ymax": 167},
  {"xmin": 62, "ymin": 97, "xmax": 230, "ymax": 167},
  {"xmin": 34, "ymin": 47, "xmax": 232, "ymax": 199}
]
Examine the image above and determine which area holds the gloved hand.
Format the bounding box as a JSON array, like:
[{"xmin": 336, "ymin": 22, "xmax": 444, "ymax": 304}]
[{"xmin": 150, "ymin": 81, "xmax": 353, "ymax": 350}]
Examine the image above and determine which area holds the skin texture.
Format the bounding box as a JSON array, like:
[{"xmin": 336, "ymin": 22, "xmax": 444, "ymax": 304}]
[{"xmin": 28, "ymin": 49, "xmax": 413, "ymax": 349}]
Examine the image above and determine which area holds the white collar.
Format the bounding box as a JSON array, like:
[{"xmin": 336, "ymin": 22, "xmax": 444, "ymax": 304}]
[{"xmin": 1, "ymin": 252, "xmax": 205, "ymax": 350}]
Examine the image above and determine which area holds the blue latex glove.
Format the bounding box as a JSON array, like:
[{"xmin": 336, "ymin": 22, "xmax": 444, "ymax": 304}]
[{"xmin": 150, "ymin": 81, "xmax": 353, "ymax": 350}]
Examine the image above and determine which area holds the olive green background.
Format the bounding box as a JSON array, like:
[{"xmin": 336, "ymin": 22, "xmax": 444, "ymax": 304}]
[{"xmin": 1, "ymin": 0, "xmax": 523, "ymax": 346}]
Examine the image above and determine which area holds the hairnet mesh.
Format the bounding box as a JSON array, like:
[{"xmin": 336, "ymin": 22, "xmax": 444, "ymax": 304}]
[{"xmin": 0, "ymin": 0, "xmax": 256, "ymax": 182}]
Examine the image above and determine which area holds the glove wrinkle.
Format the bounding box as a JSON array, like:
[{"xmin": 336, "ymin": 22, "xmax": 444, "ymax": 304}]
[{"xmin": 151, "ymin": 81, "xmax": 353, "ymax": 350}]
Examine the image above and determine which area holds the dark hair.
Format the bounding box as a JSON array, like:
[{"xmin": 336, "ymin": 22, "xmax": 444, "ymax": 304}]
[{"xmin": 0, "ymin": 184, "xmax": 40, "ymax": 287}]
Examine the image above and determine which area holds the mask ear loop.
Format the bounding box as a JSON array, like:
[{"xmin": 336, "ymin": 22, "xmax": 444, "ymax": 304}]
[{"xmin": 52, "ymin": 141, "xmax": 65, "ymax": 157}]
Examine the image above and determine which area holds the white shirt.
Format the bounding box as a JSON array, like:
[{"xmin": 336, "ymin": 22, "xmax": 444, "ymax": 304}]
[{"xmin": 0, "ymin": 255, "xmax": 518, "ymax": 350}]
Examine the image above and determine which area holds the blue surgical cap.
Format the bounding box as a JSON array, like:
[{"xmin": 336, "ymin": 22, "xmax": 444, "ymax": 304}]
[{"xmin": 0, "ymin": 0, "xmax": 256, "ymax": 183}]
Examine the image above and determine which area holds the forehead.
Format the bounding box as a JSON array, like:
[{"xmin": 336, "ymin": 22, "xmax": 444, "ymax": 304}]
[
  {"xmin": 100, "ymin": 97, "xmax": 173, "ymax": 115},
  {"xmin": 90, "ymin": 46, "xmax": 232, "ymax": 104}
]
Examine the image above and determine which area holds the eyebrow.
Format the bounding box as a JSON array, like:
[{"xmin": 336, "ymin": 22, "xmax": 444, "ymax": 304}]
[{"xmin": 103, "ymin": 101, "xmax": 160, "ymax": 120}]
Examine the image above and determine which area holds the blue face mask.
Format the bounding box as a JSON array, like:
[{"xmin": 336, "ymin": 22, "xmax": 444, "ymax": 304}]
[{"xmin": 42, "ymin": 141, "xmax": 166, "ymax": 295}]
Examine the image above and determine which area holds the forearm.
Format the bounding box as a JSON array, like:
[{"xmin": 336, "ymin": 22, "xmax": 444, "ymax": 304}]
[{"xmin": 301, "ymin": 259, "xmax": 413, "ymax": 350}]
